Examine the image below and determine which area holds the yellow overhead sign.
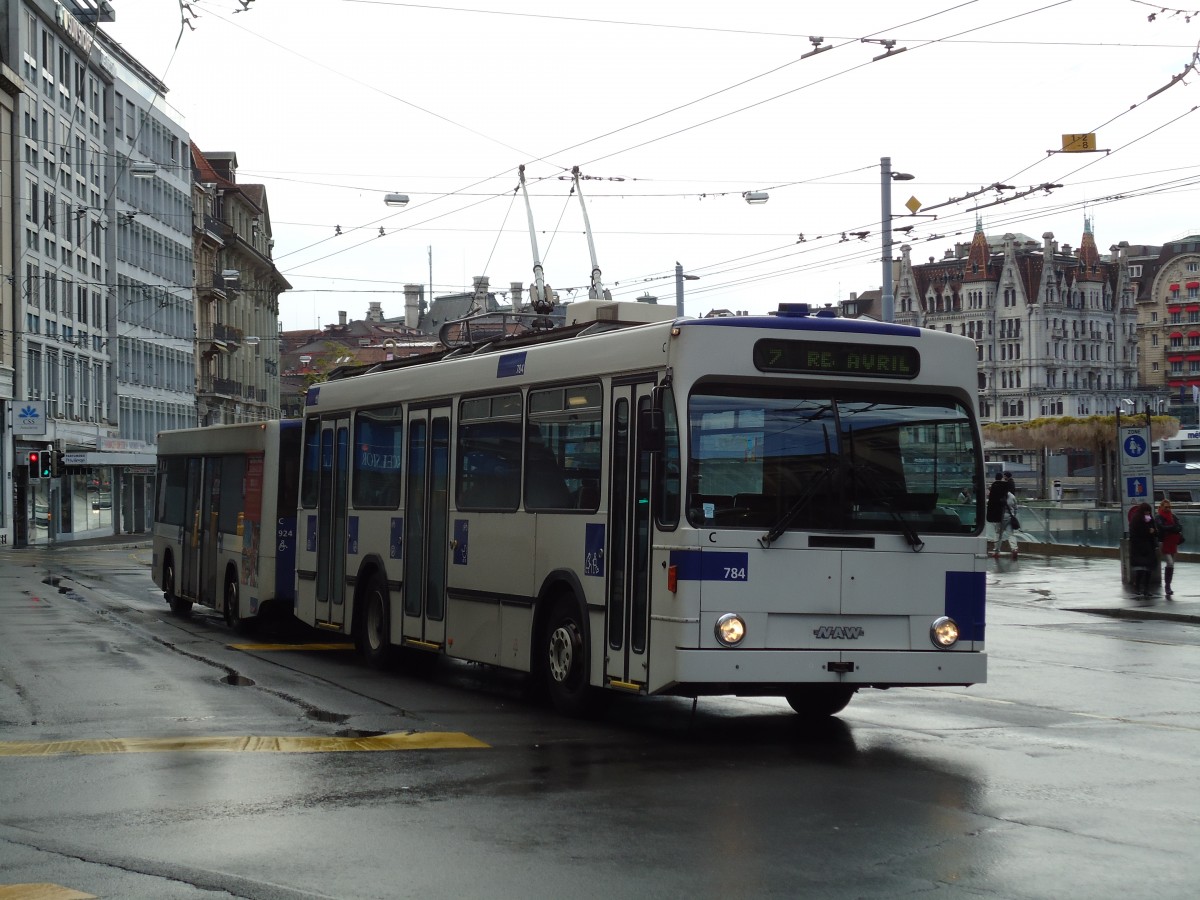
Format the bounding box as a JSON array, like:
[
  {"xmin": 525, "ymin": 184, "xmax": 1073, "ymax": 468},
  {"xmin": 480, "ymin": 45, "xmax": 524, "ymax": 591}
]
[
  {"xmin": 905, "ymin": 196, "xmax": 922, "ymax": 214},
  {"xmin": 1061, "ymin": 133, "xmax": 1097, "ymax": 152}
]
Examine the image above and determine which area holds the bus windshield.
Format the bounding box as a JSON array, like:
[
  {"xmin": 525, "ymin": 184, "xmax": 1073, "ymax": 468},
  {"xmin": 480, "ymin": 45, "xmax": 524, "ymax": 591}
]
[{"xmin": 686, "ymin": 386, "xmax": 980, "ymax": 535}]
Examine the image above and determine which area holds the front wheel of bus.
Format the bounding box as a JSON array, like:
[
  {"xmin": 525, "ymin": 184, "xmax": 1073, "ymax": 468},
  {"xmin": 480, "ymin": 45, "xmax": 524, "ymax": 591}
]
[
  {"xmin": 356, "ymin": 575, "xmax": 391, "ymax": 668},
  {"xmin": 784, "ymin": 685, "xmax": 856, "ymax": 718},
  {"xmin": 543, "ymin": 596, "xmax": 591, "ymax": 715},
  {"xmin": 164, "ymin": 557, "xmax": 191, "ymax": 617}
]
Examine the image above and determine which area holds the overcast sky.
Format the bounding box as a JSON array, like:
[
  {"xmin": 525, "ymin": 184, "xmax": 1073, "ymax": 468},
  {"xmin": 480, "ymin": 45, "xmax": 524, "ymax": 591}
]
[{"xmin": 104, "ymin": 0, "xmax": 1200, "ymax": 331}]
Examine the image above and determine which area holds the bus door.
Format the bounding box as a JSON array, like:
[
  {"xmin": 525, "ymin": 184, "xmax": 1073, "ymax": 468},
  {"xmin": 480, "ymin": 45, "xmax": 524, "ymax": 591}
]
[
  {"xmin": 180, "ymin": 456, "xmax": 203, "ymax": 600},
  {"xmin": 401, "ymin": 403, "xmax": 451, "ymax": 649},
  {"xmin": 198, "ymin": 458, "xmax": 222, "ymax": 606},
  {"xmin": 605, "ymin": 380, "xmax": 657, "ymax": 689},
  {"xmin": 315, "ymin": 417, "xmax": 351, "ymax": 627}
]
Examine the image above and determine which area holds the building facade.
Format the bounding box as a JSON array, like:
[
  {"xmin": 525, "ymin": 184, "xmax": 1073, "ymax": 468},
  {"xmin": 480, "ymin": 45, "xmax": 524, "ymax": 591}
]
[
  {"xmin": 1131, "ymin": 236, "xmax": 1200, "ymax": 423},
  {"xmin": 192, "ymin": 147, "xmax": 287, "ymax": 425},
  {"xmin": 891, "ymin": 220, "xmax": 1150, "ymax": 425}
]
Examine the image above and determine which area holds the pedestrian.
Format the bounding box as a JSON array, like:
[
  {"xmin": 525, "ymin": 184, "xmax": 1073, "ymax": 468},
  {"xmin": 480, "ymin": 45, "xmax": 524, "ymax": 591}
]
[
  {"xmin": 1003, "ymin": 471, "xmax": 1017, "ymax": 499},
  {"xmin": 957, "ymin": 486, "xmax": 972, "ymax": 504},
  {"xmin": 1155, "ymin": 499, "xmax": 1183, "ymax": 597},
  {"xmin": 1128, "ymin": 501, "xmax": 1160, "ymax": 596},
  {"xmin": 986, "ymin": 473, "xmax": 1019, "ymax": 560}
]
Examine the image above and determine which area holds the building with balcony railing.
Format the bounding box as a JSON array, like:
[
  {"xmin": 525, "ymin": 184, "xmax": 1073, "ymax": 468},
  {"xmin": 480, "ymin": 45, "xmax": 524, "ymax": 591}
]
[{"xmin": 191, "ymin": 146, "xmax": 289, "ymax": 425}]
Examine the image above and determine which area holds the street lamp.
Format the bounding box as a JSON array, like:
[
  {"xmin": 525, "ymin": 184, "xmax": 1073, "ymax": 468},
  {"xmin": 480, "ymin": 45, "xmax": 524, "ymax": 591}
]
[
  {"xmin": 129, "ymin": 162, "xmax": 157, "ymax": 178},
  {"xmin": 742, "ymin": 191, "xmax": 769, "ymax": 205},
  {"xmin": 675, "ymin": 262, "xmax": 699, "ymax": 316},
  {"xmin": 880, "ymin": 156, "xmax": 914, "ymax": 323},
  {"xmin": 383, "ymin": 193, "xmax": 409, "ymax": 207}
]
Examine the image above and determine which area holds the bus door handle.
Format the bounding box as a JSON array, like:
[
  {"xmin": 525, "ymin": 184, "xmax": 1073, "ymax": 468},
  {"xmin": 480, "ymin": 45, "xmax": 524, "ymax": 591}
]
[{"xmin": 826, "ymin": 661, "xmax": 855, "ymax": 674}]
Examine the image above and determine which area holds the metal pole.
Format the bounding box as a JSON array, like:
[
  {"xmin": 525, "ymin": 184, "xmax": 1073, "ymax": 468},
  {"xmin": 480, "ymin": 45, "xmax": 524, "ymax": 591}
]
[
  {"xmin": 881, "ymin": 156, "xmax": 894, "ymax": 323},
  {"xmin": 675, "ymin": 262, "xmax": 684, "ymax": 317}
]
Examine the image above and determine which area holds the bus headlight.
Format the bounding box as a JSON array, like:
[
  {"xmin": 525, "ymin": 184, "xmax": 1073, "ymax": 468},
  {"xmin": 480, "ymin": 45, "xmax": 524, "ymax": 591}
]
[
  {"xmin": 714, "ymin": 613, "xmax": 746, "ymax": 647},
  {"xmin": 930, "ymin": 616, "xmax": 960, "ymax": 649}
]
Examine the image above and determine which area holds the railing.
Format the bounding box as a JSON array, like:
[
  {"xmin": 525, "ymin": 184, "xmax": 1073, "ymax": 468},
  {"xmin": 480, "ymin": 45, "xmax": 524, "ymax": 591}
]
[
  {"xmin": 957, "ymin": 502, "xmax": 1198, "ymax": 549},
  {"xmin": 199, "ymin": 376, "xmax": 243, "ymax": 397}
]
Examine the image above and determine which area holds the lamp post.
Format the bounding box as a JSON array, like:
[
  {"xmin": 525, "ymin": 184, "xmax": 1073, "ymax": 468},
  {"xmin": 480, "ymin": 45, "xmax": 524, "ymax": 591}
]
[
  {"xmin": 880, "ymin": 156, "xmax": 914, "ymax": 323},
  {"xmin": 675, "ymin": 262, "xmax": 699, "ymax": 316}
]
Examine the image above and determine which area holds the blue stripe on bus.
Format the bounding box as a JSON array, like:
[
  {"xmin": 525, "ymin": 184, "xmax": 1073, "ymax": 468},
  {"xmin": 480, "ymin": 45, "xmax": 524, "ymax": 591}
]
[
  {"xmin": 945, "ymin": 571, "xmax": 986, "ymax": 642},
  {"xmin": 453, "ymin": 519, "xmax": 469, "ymax": 565},
  {"xmin": 390, "ymin": 517, "xmax": 404, "ymax": 559},
  {"xmin": 347, "ymin": 516, "xmax": 359, "ymax": 555},
  {"xmin": 668, "ymin": 550, "xmax": 749, "ymax": 582},
  {"xmin": 306, "ymin": 385, "xmax": 320, "ymax": 406},
  {"xmin": 678, "ymin": 317, "xmax": 922, "ymax": 337},
  {"xmin": 276, "ymin": 515, "xmax": 297, "ymax": 602},
  {"xmin": 497, "ymin": 351, "xmax": 527, "ymax": 378}
]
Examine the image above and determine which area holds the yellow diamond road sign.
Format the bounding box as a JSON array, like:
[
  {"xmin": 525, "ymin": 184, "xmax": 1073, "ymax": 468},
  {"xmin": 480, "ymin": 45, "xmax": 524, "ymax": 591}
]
[{"xmin": 905, "ymin": 196, "xmax": 922, "ymax": 214}]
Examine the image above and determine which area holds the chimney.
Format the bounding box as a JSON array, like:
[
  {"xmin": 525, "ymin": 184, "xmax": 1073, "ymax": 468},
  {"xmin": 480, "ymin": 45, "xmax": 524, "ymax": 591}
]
[
  {"xmin": 637, "ymin": 292, "xmax": 658, "ymax": 304},
  {"xmin": 338, "ymin": 310, "xmax": 347, "ymax": 327},
  {"xmin": 367, "ymin": 301, "xmax": 383, "ymax": 323},
  {"xmin": 472, "ymin": 275, "xmax": 489, "ymax": 300},
  {"xmin": 510, "ymin": 281, "xmax": 523, "ymax": 308},
  {"xmin": 404, "ymin": 284, "xmax": 422, "ymax": 329}
]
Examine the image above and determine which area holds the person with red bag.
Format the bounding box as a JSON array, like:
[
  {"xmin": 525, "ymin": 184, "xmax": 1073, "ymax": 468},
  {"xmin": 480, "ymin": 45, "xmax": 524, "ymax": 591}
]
[{"xmin": 1155, "ymin": 499, "xmax": 1184, "ymax": 597}]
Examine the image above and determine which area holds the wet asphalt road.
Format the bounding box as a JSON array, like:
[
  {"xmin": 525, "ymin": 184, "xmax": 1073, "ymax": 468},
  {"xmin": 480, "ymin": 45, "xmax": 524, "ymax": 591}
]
[{"xmin": 0, "ymin": 543, "xmax": 1197, "ymax": 899}]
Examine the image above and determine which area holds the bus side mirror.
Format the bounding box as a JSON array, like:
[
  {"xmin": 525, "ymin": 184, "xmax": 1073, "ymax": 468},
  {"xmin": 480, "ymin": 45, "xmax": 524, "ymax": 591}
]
[{"xmin": 640, "ymin": 406, "xmax": 665, "ymax": 453}]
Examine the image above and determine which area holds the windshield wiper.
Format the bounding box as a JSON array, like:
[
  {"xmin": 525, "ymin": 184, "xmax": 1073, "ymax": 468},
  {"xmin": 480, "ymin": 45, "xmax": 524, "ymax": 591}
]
[
  {"xmin": 845, "ymin": 426, "xmax": 924, "ymax": 552},
  {"xmin": 759, "ymin": 424, "xmax": 834, "ymax": 549}
]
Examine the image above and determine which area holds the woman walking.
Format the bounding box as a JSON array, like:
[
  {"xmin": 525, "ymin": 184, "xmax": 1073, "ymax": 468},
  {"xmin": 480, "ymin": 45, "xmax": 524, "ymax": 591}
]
[
  {"xmin": 986, "ymin": 473, "xmax": 1019, "ymax": 560},
  {"xmin": 1155, "ymin": 499, "xmax": 1183, "ymax": 597}
]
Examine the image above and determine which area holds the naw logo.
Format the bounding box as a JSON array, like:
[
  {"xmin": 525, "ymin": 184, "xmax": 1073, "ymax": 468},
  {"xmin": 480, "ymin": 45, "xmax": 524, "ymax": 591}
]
[
  {"xmin": 16, "ymin": 402, "xmax": 46, "ymax": 435},
  {"xmin": 813, "ymin": 625, "xmax": 865, "ymax": 640}
]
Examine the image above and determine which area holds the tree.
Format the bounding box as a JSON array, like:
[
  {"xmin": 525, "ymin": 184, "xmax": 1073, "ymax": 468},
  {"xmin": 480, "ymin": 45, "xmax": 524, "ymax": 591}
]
[{"xmin": 983, "ymin": 415, "xmax": 1178, "ymax": 502}]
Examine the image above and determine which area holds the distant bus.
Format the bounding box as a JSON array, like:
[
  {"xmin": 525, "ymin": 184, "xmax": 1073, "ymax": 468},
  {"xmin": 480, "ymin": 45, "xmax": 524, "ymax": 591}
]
[
  {"xmin": 285, "ymin": 300, "xmax": 986, "ymax": 717},
  {"xmin": 152, "ymin": 420, "xmax": 301, "ymax": 628}
]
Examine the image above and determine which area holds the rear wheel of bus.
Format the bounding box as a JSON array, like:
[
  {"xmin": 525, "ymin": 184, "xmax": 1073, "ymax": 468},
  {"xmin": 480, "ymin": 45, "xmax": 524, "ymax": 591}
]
[
  {"xmin": 163, "ymin": 555, "xmax": 192, "ymax": 617},
  {"xmin": 355, "ymin": 573, "xmax": 392, "ymax": 668},
  {"xmin": 541, "ymin": 594, "xmax": 593, "ymax": 715},
  {"xmin": 784, "ymin": 685, "xmax": 856, "ymax": 718}
]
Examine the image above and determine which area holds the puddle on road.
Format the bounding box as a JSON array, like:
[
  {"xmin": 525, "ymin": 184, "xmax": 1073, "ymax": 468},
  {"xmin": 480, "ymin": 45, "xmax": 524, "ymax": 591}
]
[{"xmin": 221, "ymin": 674, "xmax": 255, "ymax": 686}]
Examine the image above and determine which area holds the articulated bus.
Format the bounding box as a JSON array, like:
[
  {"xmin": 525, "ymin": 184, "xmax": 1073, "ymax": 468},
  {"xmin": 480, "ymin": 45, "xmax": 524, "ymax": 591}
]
[
  {"xmin": 153, "ymin": 420, "xmax": 302, "ymax": 628},
  {"xmin": 288, "ymin": 300, "xmax": 987, "ymax": 716}
]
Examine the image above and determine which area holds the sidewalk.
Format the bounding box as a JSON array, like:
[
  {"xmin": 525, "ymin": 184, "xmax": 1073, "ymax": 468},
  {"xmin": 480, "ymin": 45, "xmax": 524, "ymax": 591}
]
[{"xmin": 5, "ymin": 534, "xmax": 1198, "ymax": 625}]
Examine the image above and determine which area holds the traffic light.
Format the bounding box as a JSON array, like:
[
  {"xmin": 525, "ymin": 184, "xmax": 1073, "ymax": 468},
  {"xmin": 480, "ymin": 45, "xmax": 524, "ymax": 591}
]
[
  {"xmin": 27, "ymin": 451, "xmax": 41, "ymax": 480},
  {"xmin": 38, "ymin": 451, "xmax": 52, "ymax": 479},
  {"xmin": 51, "ymin": 450, "xmax": 64, "ymax": 478}
]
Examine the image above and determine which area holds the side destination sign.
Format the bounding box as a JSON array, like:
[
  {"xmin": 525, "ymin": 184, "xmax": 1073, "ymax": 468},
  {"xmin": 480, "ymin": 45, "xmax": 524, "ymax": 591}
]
[{"xmin": 753, "ymin": 339, "xmax": 919, "ymax": 379}]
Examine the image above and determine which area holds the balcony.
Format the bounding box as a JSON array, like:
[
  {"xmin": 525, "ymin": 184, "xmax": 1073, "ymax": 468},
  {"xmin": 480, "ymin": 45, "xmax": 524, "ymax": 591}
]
[
  {"xmin": 198, "ymin": 322, "xmax": 244, "ymax": 356},
  {"xmin": 199, "ymin": 376, "xmax": 243, "ymax": 398}
]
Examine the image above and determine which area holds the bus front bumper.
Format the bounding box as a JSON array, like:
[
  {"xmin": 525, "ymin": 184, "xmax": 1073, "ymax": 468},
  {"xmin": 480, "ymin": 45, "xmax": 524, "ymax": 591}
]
[{"xmin": 671, "ymin": 648, "xmax": 986, "ymax": 689}]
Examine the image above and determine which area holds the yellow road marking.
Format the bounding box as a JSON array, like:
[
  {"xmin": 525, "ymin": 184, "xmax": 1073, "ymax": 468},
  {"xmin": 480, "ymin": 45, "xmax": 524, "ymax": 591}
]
[
  {"xmin": 0, "ymin": 731, "xmax": 489, "ymax": 757},
  {"xmin": 0, "ymin": 886, "xmax": 95, "ymax": 900},
  {"xmin": 228, "ymin": 642, "xmax": 354, "ymax": 651}
]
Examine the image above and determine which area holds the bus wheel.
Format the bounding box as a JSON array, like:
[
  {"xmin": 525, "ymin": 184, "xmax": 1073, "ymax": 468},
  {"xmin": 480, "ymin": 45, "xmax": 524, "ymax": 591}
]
[
  {"xmin": 164, "ymin": 558, "xmax": 192, "ymax": 617},
  {"xmin": 223, "ymin": 574, "xmax": 240, "ymax": 629},
  {"xmin": 543, "ymin": 596, "xmax": 590, "ymax": 715},
  {"xmin": 356, "ymin": 575, "xmax": 391, "ymax": 668},
  {"xmin": 784, "ymin": 685, "xmax": 856, "ymax": 718}
]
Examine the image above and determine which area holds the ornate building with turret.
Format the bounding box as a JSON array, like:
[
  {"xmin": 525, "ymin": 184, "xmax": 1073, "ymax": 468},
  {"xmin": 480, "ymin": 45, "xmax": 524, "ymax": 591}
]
[{"xmin": 891, "ymin": 219, "xmax": 1148, "ymax": 424}]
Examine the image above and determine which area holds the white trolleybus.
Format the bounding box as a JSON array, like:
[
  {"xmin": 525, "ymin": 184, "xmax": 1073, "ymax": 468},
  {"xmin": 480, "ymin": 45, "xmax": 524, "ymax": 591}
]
[
  {"xmin": 292, "ymin": 299, "xmax": 987, "ymax": 716},
  {"xmin": 153, "ymin": 420, "xmax": 302, "ymax": 629}
]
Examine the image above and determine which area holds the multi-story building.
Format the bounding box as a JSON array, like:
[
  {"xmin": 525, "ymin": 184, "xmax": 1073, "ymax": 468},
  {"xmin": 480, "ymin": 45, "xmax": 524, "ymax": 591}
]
[
  {"xmin": 891, "ymin": 219, "xmax": 1150, "ymax": 424},
  {"xmin": 1, "ymin": 59, "xmax": 18, "ymax": 545},
  {"xmin": 191, "ymin": 146, "xmax": 288, "ymax": 424},
  {"xmin": 2, "ymin": 0, "xmax": 131, "ymax": 546},
  {"xmin": 1130, "ymin": 236, "xmax": 1200, "ymax": 424},
  {"xmin": 101, "ymin": 27, "xmax": 195, "ymax": 532}
]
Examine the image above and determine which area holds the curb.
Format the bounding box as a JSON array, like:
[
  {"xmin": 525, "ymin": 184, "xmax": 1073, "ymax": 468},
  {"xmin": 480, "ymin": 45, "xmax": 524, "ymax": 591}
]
[{"xmin": 1068, "ymin": 606, "xmax": 1200, "ymax": 625}]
